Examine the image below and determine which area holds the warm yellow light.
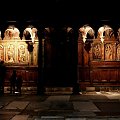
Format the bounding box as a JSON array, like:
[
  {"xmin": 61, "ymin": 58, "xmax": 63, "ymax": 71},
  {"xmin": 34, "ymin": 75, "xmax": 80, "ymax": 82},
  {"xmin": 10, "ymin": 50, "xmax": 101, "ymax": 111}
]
[
  {"xmin": 100, "ymin": 37, "xmax": 104, "ymax": 43},
  {"xmin": 83, "ymin": 37, "xmax": 86, "ymax": 43}
]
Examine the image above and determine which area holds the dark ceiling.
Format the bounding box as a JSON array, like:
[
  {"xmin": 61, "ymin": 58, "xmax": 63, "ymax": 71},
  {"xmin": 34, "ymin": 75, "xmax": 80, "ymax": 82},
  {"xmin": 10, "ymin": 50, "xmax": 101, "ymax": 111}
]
[{"xmin": 0, "ymin": 0, "xmax": 119, "ymax": 29}]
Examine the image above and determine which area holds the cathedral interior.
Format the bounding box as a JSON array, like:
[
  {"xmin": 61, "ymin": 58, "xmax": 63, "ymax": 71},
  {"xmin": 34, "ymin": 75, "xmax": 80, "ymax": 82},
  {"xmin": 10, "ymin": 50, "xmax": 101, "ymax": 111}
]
[{"xmin": 0, "ymin": 0, "xmax": 120, "ymax": 94}]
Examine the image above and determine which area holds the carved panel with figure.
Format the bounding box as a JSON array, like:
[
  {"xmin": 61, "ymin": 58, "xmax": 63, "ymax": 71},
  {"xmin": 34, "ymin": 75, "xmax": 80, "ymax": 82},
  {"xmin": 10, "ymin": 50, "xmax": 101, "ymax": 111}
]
[
  {"xmin": 104, "ymin": 43, "xmax": 113, "ymax": 61},
  {"xmin": 18, "ymin": 44, "xmax": 29, "ymax": 63},
  {"xmin": 0, "ymin": 40, "xmax": 38, "ymax": 66},
  {"xmin": 33, "ymin": 42, "xmax": 39, "ymax": 65},
  {"xmin": 6, "ymin": 43, "xmax": 15, "ymax": 63},
  {"xmin": 92, "ymin": 43, "xmax": 102, "ymax": 60},
  {"xmin": 117, "ymin": 44, "xmax": 120, "ymax": 60}
]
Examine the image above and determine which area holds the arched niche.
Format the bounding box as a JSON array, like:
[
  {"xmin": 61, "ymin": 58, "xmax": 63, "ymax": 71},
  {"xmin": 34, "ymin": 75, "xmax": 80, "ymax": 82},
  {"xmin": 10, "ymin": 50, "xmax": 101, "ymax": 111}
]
[
  {"xmin": 3, "ymin": 25, "xmax": 20, "ymax": 40},
  {"xmin": 0, "ymin": 25, "xmax": 29, "ymax": 64},
  {"xmin": 79, "ymin": 24, "xmax": 95, "ymax": 43},
  {"xmin": 22, "ymin": 25, "xmax": 38, "ymax": 43},
  {"xmin": 116, "ymin": 28, "xmax": 120, "ymax": 60},
  {"xmin": 95, "ymin": 25, "xmax": 116, "ymax": 61},
  {"xmin": 97, "ymin": 25, "xmax": 115, "ymax": 42},
  {"xmin": 22, "ymin": 25, "xmax": 38, "ymax": 53},
  {"xmin": 0, "ymin": 24, "xmax": 39, "ymax": 65}
]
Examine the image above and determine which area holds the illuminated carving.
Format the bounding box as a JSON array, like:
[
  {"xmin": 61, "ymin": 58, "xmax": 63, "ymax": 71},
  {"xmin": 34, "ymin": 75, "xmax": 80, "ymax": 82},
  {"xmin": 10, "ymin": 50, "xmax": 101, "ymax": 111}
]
[
  {"xmin": 23, "ymin": 27, "xmax": 38, "ymax": 43},
  {"xmin": 33, "ymin": 43, "xmax": 38, "ymax": 65},
  {"xmin": 7, "ymin": 44, "xmax": 15, "ymax": 63},
  {"xmin": 93, "ymin": 43, "xmax": 102, "ymax": 60},
  {"xmin": 117, "ymin": 45, "xmax": 120, "ymax": 60},
  {"xmin": 0, "ymin": 24, "xmax": 39, "ymax": 66},
  {"xmin": 79, "ymin": 25, "xmax": 95, "ymax": 43},
  {"xmin": 98, "ymin": 25, "xmax": 114, "ymax": 43},
  {"xmin": 0, "ymin": 45, "xmax": 4, "ymax": 61},
  {"xmin": 18, "ymin": 44, "xmax": 26, "ymax": 63},
  {"xmin": 4, "ymin": 25, "xmax": 20, "ymax": 40},
  {"xmin": 105, "ymin": 43, "xmax": 113, "ymax": 60}
]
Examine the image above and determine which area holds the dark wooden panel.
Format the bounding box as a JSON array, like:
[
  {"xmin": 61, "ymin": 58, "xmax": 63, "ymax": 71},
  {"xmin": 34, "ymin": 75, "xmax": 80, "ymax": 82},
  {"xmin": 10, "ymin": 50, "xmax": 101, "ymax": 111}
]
[
  {"xmin": 78, "ymin": 37, "xmax": 120, "ymax": 90},
  {"xmin": 117, "ymin": 70, "xmax": 120, "ymax": 83},
  {"xmin": 4, "ymin": 66, "xmax": 38, "ymax": 87},
  {"xmin": 78, "ymin": 66, "xmax": 90, "ymax": 82},
  {"xmin": 78, "ymin": 43, "xmax": 83, "ymax": 65},
  {"xmin": 91, "ymin": 61, "xmax": 120, "ymax": 68},
  {"xmin": 91, "ymin": 69, "xmax": 118, "ymax": 83}
]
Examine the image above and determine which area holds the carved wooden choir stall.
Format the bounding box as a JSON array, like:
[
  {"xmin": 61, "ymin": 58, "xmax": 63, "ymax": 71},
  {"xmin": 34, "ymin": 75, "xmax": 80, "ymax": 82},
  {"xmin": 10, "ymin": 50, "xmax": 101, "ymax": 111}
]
[
  {"xmin": 78, "ymin": 24, "xmax": 120, "ymax": 91},
  {"xmin": 1, "ymin": 22, "xmax": 120, "ymax": 94},
  {"xmin": 0, "ymin": 25, "xmax": 39, "ymax": 92}
]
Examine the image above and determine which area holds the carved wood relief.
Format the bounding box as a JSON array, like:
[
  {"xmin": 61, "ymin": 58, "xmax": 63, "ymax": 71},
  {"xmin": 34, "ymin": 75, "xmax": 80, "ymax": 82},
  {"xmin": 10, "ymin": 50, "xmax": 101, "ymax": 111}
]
[
  {"xmin": 18, "ymin": 44, "xmax": 28, "ymax": 63},
  {"xmin": 4, "ymin": 26, "xmax": 20, "ymax": 40},
  {"xmin": 116, "ymin": 44, "xmax": 120, "ymax": 60},
  {"xmin": 92, "ymin": 43, "xmax": 102, "ymax": 60},
  {"xmin": 104, "ymin": 43, "xmax": 113, "ymax": 60},
  {"xmin": 0, "ymin": 40, "xmax": 38, "ymax": 66},
  {"xmin": 0, "ymin": 25, "xmax": 39, "ymax": 66},
  {"xmin": 6, "ymin": 43, "xmax": 15, "ymax": 63},
  {"xmin": 78, "ymin": 24, "xmax": 120, "ymax": 89}
]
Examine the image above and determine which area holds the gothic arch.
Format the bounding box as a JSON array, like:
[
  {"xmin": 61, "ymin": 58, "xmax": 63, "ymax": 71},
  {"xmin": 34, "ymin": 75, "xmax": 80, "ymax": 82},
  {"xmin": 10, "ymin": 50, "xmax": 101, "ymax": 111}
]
[
  {"xmin": 79, "ymin": 24, "xmax": 95, "ymax": 43},
  {"xmin": 22, "ymin": 25, "xmax": 38, "ymax": 43},
  {"xmin": 22, "ymin": 25, "xmax": 39, "ymax": 53},
  {"xmin": 97, "ymin": 25, "xmax": 115, "ymax": 42},
  {"xmin": 3, "ymin": 25, "xmax": 20, "ymax": 40}
]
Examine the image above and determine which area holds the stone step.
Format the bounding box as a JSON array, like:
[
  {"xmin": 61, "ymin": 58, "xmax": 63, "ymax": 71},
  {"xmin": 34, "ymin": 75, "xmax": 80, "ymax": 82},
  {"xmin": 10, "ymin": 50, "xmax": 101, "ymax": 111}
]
[{"xmin": 45, "ymin": 87, "xmax": 73, "ymax": 95}]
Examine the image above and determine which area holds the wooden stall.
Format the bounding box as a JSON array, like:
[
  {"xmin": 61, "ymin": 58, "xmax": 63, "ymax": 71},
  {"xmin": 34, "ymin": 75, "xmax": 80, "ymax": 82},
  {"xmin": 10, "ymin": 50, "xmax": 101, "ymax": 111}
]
[
  {"xmin": 0, "ymin": 25, "xmax": 39, "ymax": 93},
  {"xmin": 78, "ymin": 25, "xmax": 120, "ymax": 91}
]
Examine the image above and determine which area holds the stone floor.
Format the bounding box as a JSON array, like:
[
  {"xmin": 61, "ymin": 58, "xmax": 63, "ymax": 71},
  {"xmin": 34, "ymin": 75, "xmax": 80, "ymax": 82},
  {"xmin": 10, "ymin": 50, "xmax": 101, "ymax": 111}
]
[{"xmin": 1, "ymin": 91, "xmax": 120, "ymax": 120}]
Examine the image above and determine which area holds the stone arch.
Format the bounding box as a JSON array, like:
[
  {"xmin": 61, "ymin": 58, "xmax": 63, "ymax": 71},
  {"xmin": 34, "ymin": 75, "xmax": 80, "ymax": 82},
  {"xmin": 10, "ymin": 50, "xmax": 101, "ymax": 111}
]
[
  {"xmin": 3, "ymin": 25, "xmax": 20, "ymax": 40},
  {"xmin": 97, "ymin": 25, "xmax": 114, "ymax": 42},
  {"xmin": 22, "ymin": 25, "xmax": 38, "ymax": 53},
  {"xmin": 22, "ymin": 25, "xmax": 38, "ymax": 43},
  {"xmin": 79, "ymin": 24, "xmax": 95, "ymax": 43}
]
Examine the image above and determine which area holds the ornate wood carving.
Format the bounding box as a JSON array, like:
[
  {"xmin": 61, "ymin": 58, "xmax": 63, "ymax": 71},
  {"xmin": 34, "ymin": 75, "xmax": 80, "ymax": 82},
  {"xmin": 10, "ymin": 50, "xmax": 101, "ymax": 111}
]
[
  {"xmin": 0, "ymin": 40, "xmax": 38, "ymax": 66},
  {"xmin": 78, "ymin": 25, "xmax": 120, "ymax": 90},
  {"xmin": 92, "ymin": 43, "xmax": 102, "ymax": 60}
]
